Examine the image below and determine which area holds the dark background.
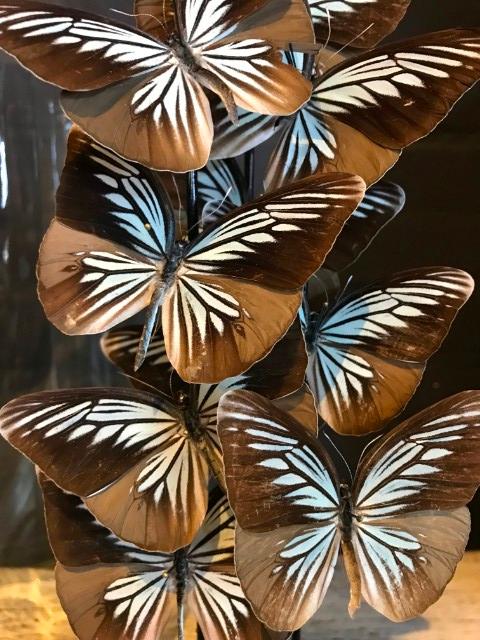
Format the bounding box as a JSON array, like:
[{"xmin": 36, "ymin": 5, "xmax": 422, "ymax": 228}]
[{"xmin": 0, "ymin": 1, "xmax": 478, "ymax": 564}]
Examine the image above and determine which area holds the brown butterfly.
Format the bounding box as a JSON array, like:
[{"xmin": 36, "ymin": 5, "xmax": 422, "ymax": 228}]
[
  {"xmin": 39, "ymin": 475, "xmax": 286, "ymax": 640},
  {"xmin": 0, "ymin": 322, "xmax": 314, "ymax": 553},
  {"xmin": 212, "ymin": 30, "xmax": 480, "ymax": 189},
  {"xmin": 0, "ymin": 0, "xmax": 314, "ymax": 171},
  {"xmin": 218, "ymin": 389, "xmax": 480, "ymax": 630},
  {"xmin": 37, "ymin": 127, "xmax": 365, "ymax": 382},
  {"xmin": 300, "ymin": 267, "xmax": 474, "ymax": 435}
]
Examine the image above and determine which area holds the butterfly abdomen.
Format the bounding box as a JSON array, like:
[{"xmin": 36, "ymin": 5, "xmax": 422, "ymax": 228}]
[
  {"xmin": 339, "ymin": 483, "xmax": 354, "ymax": 542},
  {"xmin": 174, "ymin": 547, "xmax": 189, "ymax": 640}
]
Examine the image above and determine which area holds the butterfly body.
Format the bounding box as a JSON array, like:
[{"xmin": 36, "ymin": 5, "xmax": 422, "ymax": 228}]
[{"xmin": 338, "ymin": 483, "xmax": 355, "ymax": 541}]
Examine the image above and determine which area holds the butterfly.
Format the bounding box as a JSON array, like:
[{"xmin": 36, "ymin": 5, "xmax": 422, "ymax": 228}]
[
  {"xmin": 218, "ymin": 388, "xmax": 480, "ymax": 630},
  {"xmin": 212, "ymin": 30, "xmax": 480, "ymax": 189},
  {"xmin": 308, "ymin": 0, "xmax": 412, "ymax": 50},
  {"xmin": 39, "ymin": 474, "xmax": 286, "ymax": 640},
  {"xmin": 300, "ymin": 267, "xmax": 474, "ymax": 435},
  {"xmin": 0, "ymin": 321, "xmax": 314, "ymax": 553},
  {"xmin": 37, "ymin": 126, "xmax": 365, "ymax": 382},
  {"xmin": 0, "ymin": 0, "xmax": 314, "ymax": 172}
]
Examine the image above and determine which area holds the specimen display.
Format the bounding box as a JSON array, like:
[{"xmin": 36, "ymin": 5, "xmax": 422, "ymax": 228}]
[{"xmin": 0, "ymin": 1, "xmax": 479, "ymax": 639}]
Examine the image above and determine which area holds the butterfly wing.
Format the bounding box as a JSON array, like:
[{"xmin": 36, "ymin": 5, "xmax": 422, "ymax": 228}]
[
  {"xmin": 211, "ymin": 104, "xmax": 279, "ymax": 160},
  {"xmin": 37, "ymin": 220, "xmax": 160, "ymax": 335},
  {"xmin": 350, "ymin": 391, "xmax": 480, "ymax": 620},
  {"xmin": 57, "ymin": 127, "xmax": 176, "ymax": 260},
  {"xmin": 309, "ymin": 0, "xmax": 411, "ymax": 49},
  {"xmin": 317, "ymin": 29, "xmax": 480, "ymax": 149},
  {"xmin": 218, "ymin": 390, "xmax": 342, "ymax": 630},
  {"xmin": 307, "ymin": 267, "xmax": 474, "ymax": 434},
  {"xmin": 187, "ymin": 488, "xmax": 286, "ymax": 639},
  {"xmin": 267, "ymin": 29, "xmax": 480, "ymax": 188},
  {"xmin": 180, "ymin": 0, "xmax": 314, "ymax": 50},
  {"xmin": 0, "ymin": 388, "xmax": 209, "ymax": 552},
  {"xmin": 38, "ymin": 130, "xmax": 177, "ymax": 337},
  {"xmin": 163, "ymin": 173, "xmax": 365, "ymax": 382},
  {"xmin": 61, "ymin": 63, "xmax": 214, "ymax": 172},
  {"xmin": 352, "ymin": 508, "xmax": 470, "ymax": 621},
  {"xmin": 40, "ymin": 474, "xmax": 179, "ymax": 640},
  {"xmin": 0, "ymin": 1, "xmax": 170, "ymax": 90},
  {"xmin": 101, "ymin": 326, "xmax": 174, "ymax": 397},
  {"xmin": 265, "ymin": 106, "xmax": 399, "ymax": 190},
  {"xmin": 323, "ymin": 181, "xmax": 406, "ymax": 272}
]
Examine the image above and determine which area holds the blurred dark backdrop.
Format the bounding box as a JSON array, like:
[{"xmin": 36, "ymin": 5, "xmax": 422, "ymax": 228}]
[{"xmin": 0, "ymin": 0, "xmax": 478, "ymax": 564}]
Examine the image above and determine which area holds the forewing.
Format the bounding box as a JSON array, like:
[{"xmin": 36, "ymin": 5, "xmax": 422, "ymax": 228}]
[
  {"xmin": 218, "ymin": 389, "xmax": 341, "ymax": 531},
  {"xmin": 353, "ymin": 391, "xmax": 480, "ymax": 515},
  {"xmin": 324, "ymin": 181, "xmax": 405, "ymax": 272},
  {"xmin": 162, "ymin": 273, "xmax": 302, "ymax": 382},
  {"xmin": 61, "ymin": 64, "xmax": 213, "ymax": 172},
  {"xmin": 307, "ymin": 267, "xmax": 474, "ymax": 434},
  {"xmin": 0, "ymin": 388, "xmax": 209, "ymax": 551},
  {"xmin": 264, "ymin": 103, "xmax": 399, "ymax": 190},
  {"xmin": 183, "ymin": 0, "xmax": 314, "ymax": 49},
  {"xmin": 183, "ymin": 173, "xmax": 366, "ymax": 288},
  {"xmin": 200, "ymin": 39, "xmax": 312, "ymax": 115},
  {"xmin": 0, "ymin": 1, "xmax": 170, "ymax": 90},
  {"xmin": 313, "ymin": 29, "xmax": 480, "ymax": 150},
  {"xmin": 101, "ymin": 326, "xmax": 174, "ymax": 397},
  {"xmin": 40, "ymin": 476, "xmax": 177, "ymax": 640},
  {"xmin": 57, "ymin": 127, "xmax": 176, "ymax": 260},
  {"xmin": 37, "ymin": 220, "xmax": 159, "ymax": 335},
  {"xmin": 352, "ymin": 508, "xmax": 470, "ymax": 621},
  {"xmin": 310, "ymin": 0, "xmax": 411, "ymax": 49}
]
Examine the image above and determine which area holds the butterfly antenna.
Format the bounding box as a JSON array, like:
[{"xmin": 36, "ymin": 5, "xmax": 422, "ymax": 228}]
[
  {"xmin": 323, "ymin": 9, "xmax": 332, "ymax": 51},
  {"xmin": 332, "ymin": 275, "xmax": 353, "ymax": 309},
  {"xmin": 322, "ymin": 431, "xmax": 354, "ymax": 484},
  {"xmin": 200, "ymin": 187, "xmax": 233, "ymax": 228},
  {"xmin": 326, "ymin": 22, "xmax": 375, "ymax": 62},
  {"xmin": 310, "ymin": 270, "xmax": 331, "ymax": 309},
  {"xmin": 111, "ymin": 9, "xmax": 167, "ymax": 31},
  {"xmin": 121, "ymin": 371, "xmax": 163, "ymax": 396},
  {"xmin": 170, "ymin": 174, "xmax": 185, "ymax": 237}
]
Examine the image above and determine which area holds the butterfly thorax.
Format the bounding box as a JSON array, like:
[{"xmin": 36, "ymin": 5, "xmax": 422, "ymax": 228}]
[
  {"xmin": 178, "ymin": 390, "xmax": 204, "ymax": 443},
  {"xmin": 339, "ymin": 483, "xmax": 354, "ymax": 542},
  {"xmin": 168, "ymin": 34, "xmax": 201, "ymax": 71},
  {"xmin": 163, "ymin": 242, "xmax": 187, "ymax": 289},
  {"xmin": 174, "ymin": 546, "xmax": 189, "ymax": 629},
  {"xmin": 304, "ymin": 311, "xmax": 326, "ymax": 353}
]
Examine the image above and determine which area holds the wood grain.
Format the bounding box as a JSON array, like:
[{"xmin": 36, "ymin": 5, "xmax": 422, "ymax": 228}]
[{"xmin": 1, "ymin": 554, "xmax": 479, "ymax": 639}]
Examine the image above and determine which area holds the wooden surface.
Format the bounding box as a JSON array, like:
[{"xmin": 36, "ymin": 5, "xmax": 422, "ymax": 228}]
[{"xmin": 0, "ymin": 553, "xmax": 479, "ymax": 639}]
